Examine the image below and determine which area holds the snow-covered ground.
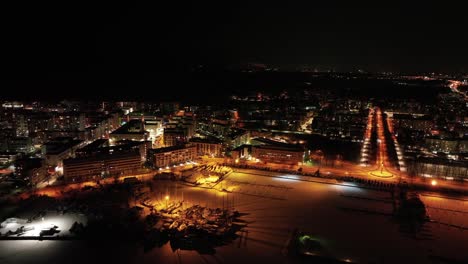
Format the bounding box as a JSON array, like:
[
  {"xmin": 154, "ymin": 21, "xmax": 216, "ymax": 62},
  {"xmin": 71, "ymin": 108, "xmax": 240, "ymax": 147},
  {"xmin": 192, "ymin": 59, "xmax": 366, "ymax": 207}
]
[
  {"xmin": 0, "ymin": 168, "xmax": 466, "ymax": 264},
  {"xmin": 0, "ymin": 212, "xmax": 87, "ymax": 237},
  {"xmin": 420, "ymin": 193, "xmax": 468, "ymax": 229}
]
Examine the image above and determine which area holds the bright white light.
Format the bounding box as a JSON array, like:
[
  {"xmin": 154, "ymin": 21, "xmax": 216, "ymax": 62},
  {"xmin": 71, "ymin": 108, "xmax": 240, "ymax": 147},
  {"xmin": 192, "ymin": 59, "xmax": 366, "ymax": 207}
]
[
  {"xmin": 273, "ymin": 174, "xmax": 300, "ymax": 182},
  {"xmin": 334, "ymin": 184, "xmax": 365, "ymax": 193},
  {"xmin": 55, "ymin": 166, "xmax": 63, "ymax": 174},
  {"xmin": 0, "ymin": 214, "xmax": 86, "ymax": 237}
]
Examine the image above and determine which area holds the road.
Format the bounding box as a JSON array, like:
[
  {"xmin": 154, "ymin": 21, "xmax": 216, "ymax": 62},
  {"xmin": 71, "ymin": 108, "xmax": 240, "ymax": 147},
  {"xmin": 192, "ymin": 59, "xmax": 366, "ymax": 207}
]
[
  {"xmin": 299, "ymin": 114, "xmax": 314, "ymax": 133},
  {"xmin": 448, "ymin": 79, "xmax": 468, "ymax": 101},
  {"xmin": 359, "ymin": 107, "xmax": 374, "ymax": 166},
  {"xmin": 371, "ymin": 107, "xmax": 397, "ymax": 177}
]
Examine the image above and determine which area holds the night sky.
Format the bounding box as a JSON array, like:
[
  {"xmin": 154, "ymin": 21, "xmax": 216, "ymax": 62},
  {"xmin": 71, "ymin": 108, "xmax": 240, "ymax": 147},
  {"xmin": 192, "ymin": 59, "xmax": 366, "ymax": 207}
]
[{"xmin": 2, "ymin": 2, "xmax": 468, "ymax": 99}]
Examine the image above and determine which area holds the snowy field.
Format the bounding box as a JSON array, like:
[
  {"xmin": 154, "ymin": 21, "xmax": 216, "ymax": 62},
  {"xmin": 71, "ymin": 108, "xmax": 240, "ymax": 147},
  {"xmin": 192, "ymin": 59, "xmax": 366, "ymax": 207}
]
[
  {"xmin": 0, "ymin": 168, "xmax": 466, "ymax": 264},
  {"xmin": 0, "ymin": 212, "xmax": 87, "ymax": 237}
]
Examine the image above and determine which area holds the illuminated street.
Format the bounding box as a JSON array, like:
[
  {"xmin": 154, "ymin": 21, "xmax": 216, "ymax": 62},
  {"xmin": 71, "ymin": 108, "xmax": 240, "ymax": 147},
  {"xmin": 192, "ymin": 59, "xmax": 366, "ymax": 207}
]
[
  {"xmin": 359, "ymin": 107, "xmax": 374, "ymax": 167},
  {"xmin": 448, "ymin": 80, "xmax": 468, "ymax": 101},
  {"xmin": 368, "ymin": 107, "xmax": 394, "ymax": 178}
]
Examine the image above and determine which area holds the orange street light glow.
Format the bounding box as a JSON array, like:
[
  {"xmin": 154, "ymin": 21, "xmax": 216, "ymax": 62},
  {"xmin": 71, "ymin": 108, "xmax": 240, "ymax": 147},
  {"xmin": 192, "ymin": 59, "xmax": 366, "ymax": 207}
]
[{"xmin": 431, "ymin": 180, "xmax": 437, "ymax": 186}]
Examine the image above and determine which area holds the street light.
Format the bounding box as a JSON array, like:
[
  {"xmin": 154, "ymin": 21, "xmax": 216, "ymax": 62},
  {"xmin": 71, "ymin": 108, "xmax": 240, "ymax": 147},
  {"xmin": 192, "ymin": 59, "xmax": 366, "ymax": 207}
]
[
  {"xmin": 431, "ymin": 180, "xmax": 437, "ymax": 186},
  {"xmin": 165, "ymin": 195, "xmax": 169, "ymax": 209}
]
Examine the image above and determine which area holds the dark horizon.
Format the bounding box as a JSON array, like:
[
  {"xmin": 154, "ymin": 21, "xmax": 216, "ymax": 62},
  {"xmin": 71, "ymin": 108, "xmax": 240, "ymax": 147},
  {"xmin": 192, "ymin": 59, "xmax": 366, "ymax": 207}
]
[{"xmin": 2, "ymin": 2, "xmax": 468, "ymax": 100}]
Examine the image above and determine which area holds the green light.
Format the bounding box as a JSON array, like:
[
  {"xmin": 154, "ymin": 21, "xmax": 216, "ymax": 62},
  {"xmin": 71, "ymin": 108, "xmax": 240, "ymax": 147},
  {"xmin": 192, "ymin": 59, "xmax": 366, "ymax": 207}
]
[{"xmin": 299, "ymin": 235, "xmax": 312, "ymax": 244}]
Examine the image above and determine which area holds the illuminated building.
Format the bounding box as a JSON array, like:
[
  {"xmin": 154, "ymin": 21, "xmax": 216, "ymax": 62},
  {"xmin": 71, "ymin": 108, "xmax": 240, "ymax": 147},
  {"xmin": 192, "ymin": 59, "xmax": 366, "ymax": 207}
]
[
  {"xmin": 144, "ymin": 120, "xmax": 163, "ymax": 147},
  {"xmin": 163, "ymin": 112, "xmax": 196, "ymax": 147},
  {"xmin": 163, "ymin": 128, "xmax": 187, "ymax": 147},
  {"xmin": 189, "ymin": 137, "xmax": 223, "ymax": 156},
  {"xmin": 41, "ymin": 137, "xmax": 83, "ymax": 167},
  {"xmin": 425, "ymin": 137, "xmax": 468, "ymax": 154},
  {"xmin": 406, "ymin": 157, "xmax": 468, "ymax": 181},
  {"xmin": 160, "ymin": 101, "xmax": 180, "ymax": 115},
  {"xmin": 231, "ymin": 145, "xmax": 251, "ymax": 160},
  {"xmin": 311, "ymin": 111, "xmax": 367, "ymax": 141},
  {"xmin": 149, "ymin": 144, "xmax": 196, "ymax": 168},
  {"xmin": 1, "ymin": 102, "xmax": 23, "ymax": 109},
  {"xmin": 211, "ymin": 119, "xmax": 231, "ymax": 136},
  {"xmin": 0, "ymin": 152, "xmax": 21, "ymax": 166},
  {"xmin": 5, "ymin": 137, "xmax": 35, "ymax": 154},
  {"xmin": 76, "ymin": 139, "xmax": 151, "ymax": 162},
  {"xmin": 251, "ymin": 144, "xmax": 304, "ymax": 165},
  {"xmin": 63, "ymin": 150, "xmax": 142, "ymax": 182},
  {"xmin": 226, "ymin": 129, "xmax": 250, "ymax": 148},
  {"xmin": 391, "ymin": 113, "xmax": 434, "ymax": 131},
  {"xmin": 110, "ymin": 120, "xmax": 148, "ymax": 143},
  {"xmin": 15, "ymin": 114, "xmax": 29, "ymax": 137},
  {"xmin": 15, "ymin": 158, "xmax": 47, "ymax": 186},
  {"xmin": 51, "ymin": 112, "xmax": 86, "ymax": 131}
]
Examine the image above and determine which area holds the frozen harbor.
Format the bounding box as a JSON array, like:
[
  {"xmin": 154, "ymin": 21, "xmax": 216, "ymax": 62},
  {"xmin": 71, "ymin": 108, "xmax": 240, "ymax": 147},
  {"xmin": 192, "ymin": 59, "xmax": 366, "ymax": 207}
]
[{"xmin": 0, "ymin": 168, "xmax": 467, "ymax": 263}]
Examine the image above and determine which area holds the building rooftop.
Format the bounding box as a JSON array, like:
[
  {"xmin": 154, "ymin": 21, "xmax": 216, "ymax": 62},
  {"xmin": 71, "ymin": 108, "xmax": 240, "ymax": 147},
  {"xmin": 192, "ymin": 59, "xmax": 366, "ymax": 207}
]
[
  {"xmin": 77, "ymin": 140, "xmax": 148, "ymax": 157},
  {"xmin": 64, "ymin": 149, "xmax": 140, "ymax": 165},
  {"xmin": 253, "ymin": 144, "xmax": 304, "ymax": 152},
  {"xmin": 227, "ymin": 129, "xmax": 248, "ymax": 140},
  {"xmin": 189, "ymin": 137, "xmax": 223, "ymax": 144},
  {"xmin": 79, "ymin": 139, "xmax": 109, "ymax": 151},
  {"xmin": 149, "ymin": 145, "xmax": 194, "ymax": 154},
  {"xmin": 111, "ymin": 120, "xmax": 146, "ymax": 135},
  {"xmin": 164, "ymin": 128, "xmax": 186, "ymax": 134},
  {"xmin": 43, "ymin": 139, "xmax": 83, "ymax": 155},
  {"xmin": 251, "ymin": 137, "xmax": 304, "ymax": 151}
]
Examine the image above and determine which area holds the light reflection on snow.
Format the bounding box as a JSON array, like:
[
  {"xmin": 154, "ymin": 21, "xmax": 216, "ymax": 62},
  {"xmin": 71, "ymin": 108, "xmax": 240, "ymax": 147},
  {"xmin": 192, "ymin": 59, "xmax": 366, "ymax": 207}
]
[{"xmin": 272, "ymin": 174, "xmax": 300, "ymax": 182}]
